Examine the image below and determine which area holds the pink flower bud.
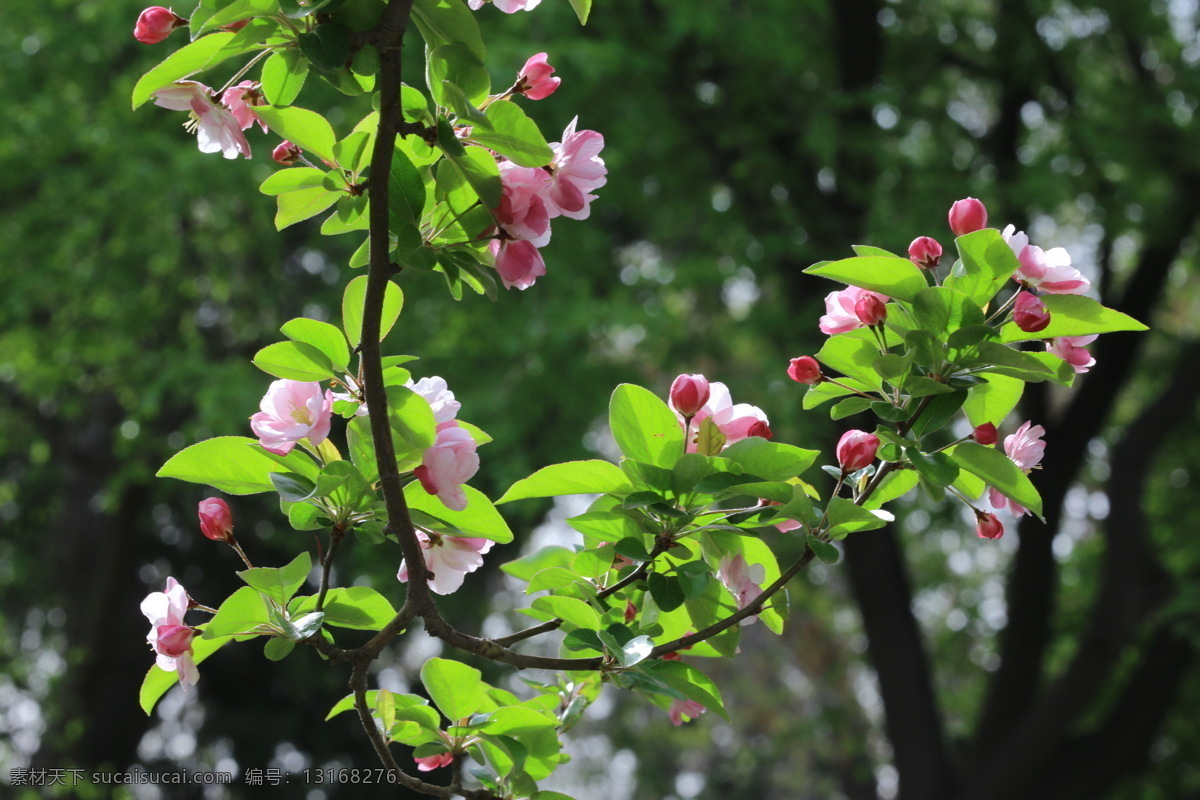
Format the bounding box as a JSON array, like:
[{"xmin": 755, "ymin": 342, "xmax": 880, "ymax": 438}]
[
  {"xmin": 975, "ymin": 510, "xmax": 1004, "ymax": 540},
  {"xmin": 515, "ymin": 53, "xmax": 561, "ymax": 100},
  {"xmin": 948, "ymin": 197, "xmax": 988, "ymax": 236},
  {"xmin": 155, "ymin": 623, "xmax": 196, "ymax": 658},
  {"xmin": 854, "ymin": 293, "xmax": 888, "ymax": 326},
  {"xmin": 134, "ymin": 6, "xmax": 186, "ymax": 44},
  {"xmin": 836, "ymin": 430, "xmax": 879, "ymax": 473},
  {"xmin": 746, "ymin": 419, "xmax": 773, "ymax": 440},
  {"xmin": 414, "ymin": 752, "xmax": 454, "ymax": 772},
  {"xmin": 972, "ymin": 423, "xmax": 998, "ymax": 446},
  {"xmin": 1013, "ymin": 291, "xmax": 1051, "ymax": 333},
  {"xmin": 198, "ymin": 497, "xmax": 234, "ymax": 543},
  {"xmin": 908, "ymin": 236, "xmax": 943, "ymax": 270},
  {"xmin": 624, "ymin": 601, "xmax": 637, "ymax": 623},
  {"xmin": 670, "ymin": 374, "xmax": 711, "ymax": 417},
  {"xmin": 787, "ymin": 356, "xmax": 823, "ymax": 385},
  {"xmin": 272, "ymin": 140, "xmax": 303, "ymax": 166}
]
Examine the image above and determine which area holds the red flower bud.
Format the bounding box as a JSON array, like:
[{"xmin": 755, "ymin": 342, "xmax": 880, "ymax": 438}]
[
  {"xmin": 1013, "ymin": 291, "xmax": 1051, "ymax": 333},
  {"xmin": 272, "ymin": 140, "xmax": 303, "ymax": 166},
  {"xmin": 854, "ymin": 293, "xmax": 888, "ymax": 326},
  {"xmin": 134, "ymin": 6, "xmax": 186, "ymax": 44},
  {"xmin": 198, "ymin": 497, "xmax": 234, "ymax": 543},
  {"xmin": 836, "ymin": 430, "xmax": 879, "ymax": 473},
  {"xmin": 972, "ymin": 422, "xmax": 998, "ymax": 446},
  {"xmin": 669, "ymin": 374, "xmax": 710, "ymax": 417},
  {"xmin": 787, "ymin": 356, "xmax": 823, "ymax": 385},
  {"xmin": 948, "ymin": 197, "xmax": 988, "ymax": 237},
  {"xmin": 515, "ymin": 53, "xmax": 561, "ymax": 101},
  {"xmin": 907, "ymin": 236, "xmax": 943, "ymax": 270},
  {"xmin": 746, "ymin": 420, "xmax": 773, "ymax": 440},
  {"xmin": 624, "ymin": 601, "xmax": 637, "ymax": 624},
  {"xmin": 975, "ymin": 510, "xmax": 1004, "ymax": 540}
]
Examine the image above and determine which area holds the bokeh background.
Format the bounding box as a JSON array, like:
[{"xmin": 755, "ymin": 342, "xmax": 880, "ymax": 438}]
[{"xmin": 3, "ymin": 0, "xmax": 1200, "ymax": 798}]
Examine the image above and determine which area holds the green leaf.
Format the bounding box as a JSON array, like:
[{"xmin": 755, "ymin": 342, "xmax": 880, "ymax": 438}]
[
  {"xmin": 531, "ymin": 596, "xmax": 601, "ymax": 630},
  {"xmin": 641, "ymin": 661, "xmax": 728, "ymax": 720},
  {"xmin": 804, "ymin": 256, "xmax": 929, "ymax": 301},
  {"xmin": 274, "ymin": 186, "xmax": 341, "ymax": 230},
  {"xmin": 825, "ymin": 497, "xmax": 889, "ymax": 538},
  {"xmin": 281, "ymin": 318, "xmax": 350, "ymax": 371},
  {"xmin": 911, "ymin": 286, "xmax": 985, "ymax": 338},
  {"xmin": 498, "ymin": 460, "xmax": 631, "ymax": 504},
  {"xmin": 260, "ymin": 167, "xmax": 328, "ymax": 195},
  {"xmin": 443, "ymin": 144, "xmax": 502, "ymax": 210},
  {"xmin": 389, "ymin": 142, "xmax": 429, "ymax": 228},
  {"xmin": 601, "ymin": 634, "xmax": 654, "ymax": 667},
  {"xmin": 386, "ymin": 385, "xmax": 437, "ymax": 457},
  {"xmin": 999, "ymin": 295, "xmax": 1149, "ymax": 342},
  {"xmin": 945, "ymin": 228, "xmax": 1019, "ymax": 305},
  {"xmin": 298, "ymin": 23, "xmax": 350, "ymax": 73},
  {"xmin": 567, "ymin": 0, "xmax": 592, "ymax": 23},
  {"xmin": 467, "ymin": 100, "xmax": 554, "ymax": 168},
  {"xmin": 201, "ymin": 586, "xmax": 272, "ymax": 639},
  {"xmin": 861, "ymin": 469, "xmax": 919, "ymax": 509},
  {"xmin": 341, "ymin": 275, "xmax": 404, "ymax": 347},
  {"xmin": 609, "ymin": 384, "xmax": 685, "ymax": 469},
  {"xmin": 428, "ymin": 42, "xmax": 490, "ymax": 107},
  {"xmin": 254, "ymin": 106, "xmax": 338, "ymax": 164},
  {"xmin": 140, "ymin": 633, "xmax": 232, "ymax": 715},
  {"xmin": 568, "ymin": 511, "xmax": 642, "ymax": 543},
  {"xmin": 817, "ymin": 336, "xmax": 887, "ymax": 392},
  {"xmin": 412, "ymin": 0, "xmax": 485, "ymax": 60},
  {"xmin": 803, "ymin": 378, "xmax": 874, "ymax": 409},
  {"xmin": 291, "ymin": 587, "xmax": 398, "ymax": 630},
  {"xmin": 907, "ymin": 449, "xmax": 959, "ymax": 489},
  {"xmin": 404, "ymin": 483, "xmax": 514, "ymax": 543},
  {"xmin": 806, "ymin": 535, "xmax": 840, "ymax": 564},
  {"xmin": 648, "ymin": 573, "xmax": 686, "ymax": 612},
  {"xmin": 962, "ymin": 374, "xmax": 1025, "ymax": 427},
  {"xmin": 132, "ymin": 31, "xmax": 259, "ymax": 109},
  {"xmin": 720, "ymin": 439, "xmax": 819, "ymax": 481},
  {"xmin": 159, "ymin": 436, "xmax": 316, "ymax": 495},
  {"xmin": 252, "ymin": 340, "xmax": 336, "ymax": 381},
  {"xmin": 238, "ymin": 553, "xmax": 312, "ymax": 606},
  {"xmin": 333, "ymin": 131, "xmax": 373, "ymax": 175},
  {"xmin": 260, "ymin": 49, "xmax": 309, "ymax": 107},
  {"xmin": 271, "ymin": 471, "xmax": 317, "ymax": 503},
  {"xmin": 950, "ymin": 442, "xmax": 1043, "ymax": 518},
  {"xmin": 908, "ymin": 389, "xmax": 967, "ymax": 439},
  {"xmin": 263, "ymin": 637, "xmax": 295, "ymax": 661},
  {"xmin": 501, "ymin": 545, "xmax": 573, "ymax": 582},
  {"xmin": 421, "ymin": 657, "xmax": 484, "ymax": 721}
]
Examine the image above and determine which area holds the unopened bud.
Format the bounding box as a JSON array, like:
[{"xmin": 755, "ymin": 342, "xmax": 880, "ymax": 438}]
[
  {"xmin": 272, "ymin": 140, "xmax": 303, "ymax": 166},
  {"xmin": 624, "ymin": 601, "xmax": 637, "ymax": 624},
  {"xmin": 1013, "ymin": 291, "xmax": 1051, "ymax": 333},
  {"xmin": 787, "ymin": 356, "xmax": 823, "ymax": 385},
  {"xmin": 854, "ymin": 293, "xmax": 888, "ymax": 326},
  {"xmin": 198, "ymin": 497, "xmax": 234, "ymax": 544},
  {"xmin": 948, "ymin": 197, "xmax": 988, "ymax": 237},
  {"xmin": 134, "ymin": 6, "xmax": 186, "ymax": 44},
  {"xmin": 747, "ymin": 420, "xmax": 773, "ymax": 440},
  {"xmin": 669, "ymin": 374, "xmax": 710, "ymax": 417},
  {"xmin": 908, "ymin": 236, "xmax": 943, "ymax": 270},
  {"xmin": 972, "ymin": 422, "xmax": 998, "ymax": 446},
  {"xmin": 975, "ymin": 510, "xmax": 1004, "ymax": 540},
  {"xmin": 837, "ymin": 430, "xmax": 879, "ymax": 473}
]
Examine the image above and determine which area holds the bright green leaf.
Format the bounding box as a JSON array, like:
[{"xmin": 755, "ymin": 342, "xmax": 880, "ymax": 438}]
[
  {"xmin": 609, "ymin": 384, "xmax": 685, "ymax": 469},
  {"xmin": 159, "ymin": 436, "xmax": 315, "ymax": 495},
  {"xmin": 466, "ymin": 100, "xmax": 554, "ymax": 168},
  {"xmin": 498, "ymin": 460, "xmax": 631, "ymax": 504},
  {"xmin": 281, "ymin": 318, "xmax": 350, "ymax": 371},
  {"xmin": 252, "ymin": 340, "xmax": 336, "ymax": 381},
  {"xmin": 421, "ymin": 657, "xmax": 484, "ymax": 721},
  {"xmin": 804, "ymin": 256, "xmax": 929, "ymax": 301},
  {"xmin": 999, "ymin": 295, "xmax": 1149, "ymax": 342},
  {"xmin": 254, "ymin": 106, "xmax": 338, "ymax": 164},
  {"xmin": 404, "ymin": 483, "xmax": 514, "ymax": 544},
  {"xmin": 950, "ymin": 442, "xmax": 1043, "ymax": 518}
]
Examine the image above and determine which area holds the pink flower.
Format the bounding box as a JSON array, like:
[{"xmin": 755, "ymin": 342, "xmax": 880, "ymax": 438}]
[
  {"xmin": 668, "ymin": 698, "xmax": 707, "ymax": 726},
  {"xmin": 787, "ymin": 356, "xmax": 823, "ymax": 385},
  {"xmin": 717, "ymin": 553, "xmax": 765, "ymax": 626},
  {"xmin": 671, "ymin": 381, "xmax": 770, "ymax": 452},
  {"xmin": 972, "ymin": 423, "xmax": 998, "ymax": 446},
  {"xmin": 414, "ymin": 752, "xmax": 455, "ymax": 771},
  {"xmin": 1001, "ymin": 224, "xmax": 1030, "ymax": 258},
  {"xmin": 819, "ymin": 285, "xmax": 891, "ymax": 335},
  {"xmin": 220, "ymin": 81, "xmax": 267, "ymax": 133},
  {"xmin": 414, "ymin": 424, "xmax": 479, "ymax": 512},
  {"xmin": 272, "ymin": 140, "xmax": 302, "ymax": 166},
  {"xmin": 1016, "ymin": 245, "xmax": 1090, "ymax": 295},
  {"xmin": 542, "ymin": 117, "xmax": 607, "ymax": 221},
  {"xmin": 198, "ymin": 497, "xmax": 233, "ymax": 543},
  {"xmin": 134, "ymin": 6, "xmax": 186, "ymax": 44},
  {"xmin": 908, "ymin": 236, "xmax": 943, "ymax": 270},
  {"xmin": 398, "ymin": 531, "xmax": 494, "ymax": 595},
  {"xmin": 1013, "ymin": 291, "xmax": 1051, "ymax": 333},
  {"xmin": 250, "ymin": 379, "xmax": 334, "ymax": 455},
  {"xmin": 975, "ymin": 510, "xmax": 1004, "ymax": 540},
  {"xmin": 407, "ymin": 376, "xmax": 461, "ymax": 425},
  {"xmin": 140, "ymin": 578, "xmax": 199, "ymax": 690},
  {"xmin": 948, "ymin": 197, "xmax": 988, "ymax": 236},
  {"xmin": 152, "ymin": 81, "xmax": 251, "ymax": 159},
  {"xmin": 1046, "ymin": 335, "xmax": 1097, "ymax": 374},
  {"xmin": 515, "ymin": 53, "xmax": 560, "ymax": 100},
  {"xmin": 837, "ymin": 430, "xmax": 879, "ymax": 473},
  {"xmin": 490, "ymin": 238, "xmax": 547, "ymax": 290},
  {"xmin": 989, "ymin": 421, "xmax": 1046, "ymax": 516},
  {"xmin": 495, "ymin": 163, "xmax": 552, "ymax": 246},
  {"xmin": 467, "ymin": 0, "xmax": 542, "ymax": 12},
  {"xmin": 669, "ymin": 374, "xmax": 711, "ymax": 417}
]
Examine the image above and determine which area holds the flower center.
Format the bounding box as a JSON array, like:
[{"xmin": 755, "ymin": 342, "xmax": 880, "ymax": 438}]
[{"xmin": 289, "ymin": 404, "xmax": 314, "ymax": 426}]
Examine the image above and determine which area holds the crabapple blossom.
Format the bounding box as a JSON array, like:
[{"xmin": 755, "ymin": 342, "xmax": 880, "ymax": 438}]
[
  {"xmin": 1013, "ymin": 291, "xmax": 1051, "ymax": 333},
  {"xmin": 495, "ymin": 163, "xmax": 552, "ymax": 246},
  {"xmin": 669, "ymin": 698, "xmax": 707, "ymax": 726},
  {"xmin": 491, "ymin": 238, "xmax": 547, "ymax": 290},
  {"xmin": 948, "ymin": 197, "xmax": 988, "ymax": 236},
  {"xmin": 1001, "ymin": 224, "xmax": 1030, "ymax": 258},
  {"xmin": 908, "ymin": 236, "xmax": 943, "ymax": 270},
  {"xmin": 134, "ymin": 7, "xmax": 185, "ymax": 44},
  {"xmin": 220, "ymin": 81, "xmax": 267, "ymax": 132},
  {"xmin": 975, "ymin": 511, "xmax": 1004, "ymax": 540},
  {"xmin": 272, "ymin": 140, "xmax": 302, "ymax": 165},
  {"xmin": 140, "ymin": 577, "xmax": 199, "ymax": 690},
  {"xmin": 250, "ymin": 379, "xmax": 334, "ymax": 455},
  {"xmin": 837, "ymin": 430, "xmax": 879, "ymax": 473},
  {"xmin": 854, "ymin": 292, "xmax": 888, "ymax": 326},
  {"xmin": 414, "ymin": 424, "xmax": 479, "ymax": 512},
  {"xmin": 542, "ymin": 117, "xmax": 607, "ymax": 221},
  {"xmin": 787, "ymin": 356, "xmax": 823, "ymax": 385},
  {"xmin": 972, "ymin": 423, "xmax": 998, "ymax": 446},
  {"xmin": 1016, "ymin": 244, "xmax": 1090, "ymax": 294},
  {"xmin": 151, "ymin": 81, "xmax": 251, "ymax": 159},
  {"xmin": 669, "ymin": 374, "xmax": 710, "ymax": 417},
  {"xmin": 671, "ymin": 380, "xmax": 771, "ymax": 452},
  {"xmin": 819, "ymin": 285, "xmax": 890, "ymax": 335},
  {"xmin": 407, "ymin": 376, "xmax": 461, "ymax": 424},
  {"xmin": 397, "ymin": 531, "xmax": 494, "ymax": 595},
  {"xmin": 415, "ymin": 753, "xmax": 455, "ymax": 771},
  {"xmin": 1047, "ymin": 335, "xmax": 1097, "ymax": 373},
  {"xmin": 514, "ymin": 53, "xmax": 560, "ymax": 100},
  {"xmin": 197, "ymin": 497, "xmax": 233, "ymax": 543},
  {"xmin": 717, "ymin": 553, "xmax": 765, "ymax": 626},
  {"xmin": 989, "ymin": 421, "xmax": 1046, "ymax": 516}
]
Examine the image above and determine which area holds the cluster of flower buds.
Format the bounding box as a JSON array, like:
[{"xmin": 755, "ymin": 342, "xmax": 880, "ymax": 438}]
[{"xmin": 667, "ymin": 373, "xmax": 772, "ymax": 451}]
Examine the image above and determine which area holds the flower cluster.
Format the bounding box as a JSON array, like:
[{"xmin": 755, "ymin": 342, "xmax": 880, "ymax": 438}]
[
  {"xmin": 667, "ymin": 373, "xmax": 771, "ymax": 452},
  {"xmin": 151, "ymin": 80, "xmax": 267, "ymax": 159},
  {"xmin": 140, "ymin": 578, "xmax": 198, "ymax": 690}
]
